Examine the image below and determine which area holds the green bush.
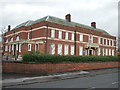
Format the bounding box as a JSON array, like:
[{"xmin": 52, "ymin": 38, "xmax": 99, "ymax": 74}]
[{"xmin": 22, "ymin": 52, "xmax": 119, "ymax": 63}]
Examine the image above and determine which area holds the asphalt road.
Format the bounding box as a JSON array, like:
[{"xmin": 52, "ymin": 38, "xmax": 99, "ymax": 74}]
[{"xmin": 7, "ymin": 72, "xmax": 119, "ymax": 88}]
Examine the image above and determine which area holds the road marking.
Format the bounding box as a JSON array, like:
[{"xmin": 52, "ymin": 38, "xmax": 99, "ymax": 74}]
[{"xmin": 112, "ymin": 82, "xmax": 118, "ymax": 84}]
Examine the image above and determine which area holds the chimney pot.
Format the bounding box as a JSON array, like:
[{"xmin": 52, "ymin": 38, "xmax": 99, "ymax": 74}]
[
  {"xmin": 91, "ymin": 22, "xmax": 96, "ymax": 28},
  {"xmin": 8, "ymin": 25, "xmax": 11, "ymax": 32},
  {"xmin": 65, "ymin": 14, "xmax": 71, "ymax": 22}
]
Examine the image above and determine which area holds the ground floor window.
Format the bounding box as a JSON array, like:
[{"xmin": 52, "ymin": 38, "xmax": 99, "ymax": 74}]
[
  {"xmin": 98, "ymin": 48, "xmax": 100, "ymax": 56},
  {"xmin": 28, "ymin": 44, "xmax": 32, "ymax": 51},
  {"xmin": 19, "ymin": 44, "xmax": 21, "ymax": 52},
  {"xmin": 112, "ymin": 49, "xmax": 114, "ymax": 56},
  {"xmin": 50, "ymin": 43, "xmax": 55, "ymax": 54},
  {"xmin": 58, "ymin": 44, "xmax": 62, "ymax": 55},
  {"xmin": 5, "ymin": 45, "xmax": 8, "ymax": 51},
  {"xmin": 106, "ymin": 49, "xmax": 108, "ymax": 56},
  {"xmin": 79, "ymin": 46, "xmax": 83, "ymax": 55},
  {"xmin": 102, "ymin": 48, "xmax": 104, "ymax": 56},
  {"xmin": 35, "ymin": 44, "xmax": 39, "ymax": 52},
  {"xmin": 64, "ymin": 44, "xmax": 68, "ymax": 55},
  {"xmin": 71, "ymin": 45, "xmax": 74, "ymax": 55},
  {"xmin": 109, "ymin": 49, "xmax": 111, "ymax": 56}
]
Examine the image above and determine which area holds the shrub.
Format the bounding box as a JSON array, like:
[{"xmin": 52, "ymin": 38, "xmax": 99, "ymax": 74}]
[{"xmin": 22, "ymin": 52, "xmax": 119, "ymax": 63}]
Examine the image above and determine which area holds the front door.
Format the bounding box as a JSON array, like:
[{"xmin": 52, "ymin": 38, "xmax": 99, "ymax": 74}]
[{"xmin": 89, "ymin": 50, "xmax": 92, "ymax": 55}]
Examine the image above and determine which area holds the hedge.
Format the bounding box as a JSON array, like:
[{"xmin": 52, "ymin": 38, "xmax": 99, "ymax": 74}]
[{"xmin": 22, "ymin": 52, "xmax": 119, "ymax": 63}]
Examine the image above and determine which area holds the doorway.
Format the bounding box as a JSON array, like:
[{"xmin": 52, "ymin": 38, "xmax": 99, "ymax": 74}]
[
  {"xmin": 89, "ymin": 49, "xmax": 93, "ymax": 56},
  {"xmin": 13, "ymin": 44, "xmax": 16, "ymax": 56}
]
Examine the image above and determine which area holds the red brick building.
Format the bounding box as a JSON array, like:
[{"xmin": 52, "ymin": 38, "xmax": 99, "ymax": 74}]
[{"xmin": 3, "ymin": 14, "xmax": 117, "ymax": 56}]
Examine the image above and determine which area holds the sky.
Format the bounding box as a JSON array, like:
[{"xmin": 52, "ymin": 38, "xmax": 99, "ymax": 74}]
[{"xmin": 0, "ymin": 0, "xmax": 119, "ymax": 38}]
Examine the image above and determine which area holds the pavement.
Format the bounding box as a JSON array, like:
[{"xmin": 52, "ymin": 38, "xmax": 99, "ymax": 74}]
[{"xmin": 2, "ymin": 67, "xmax": 119, "ymax": 88}]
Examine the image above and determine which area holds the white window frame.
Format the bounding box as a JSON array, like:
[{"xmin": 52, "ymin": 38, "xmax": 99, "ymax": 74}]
[
  {"xmin": 10, "ymin": 38, "xmax": 13, "ymax": 42},
  {"xmin": 102, "ymin": 38, "xmax": 104, "ymax": 45},
  {"xmin": 16, "ymin": 36, "xmax": 19, "ymax": 41},
  {"xmin": 12, "ymin": 44, "xmax": 14, "ymax": 51},
  {"xmin": 16, "ymin": 44, "xmax": 18, "ymax": 51},
  {"xmin": 65, "ymin": 32, "xmax": 68, "ymax": 40},
  {"xmin": 28, "ymin": 32, "xmax": 30, "ymax": 39},
  {"xmin": 5, "ymin": 45, "xmax": 8, "ymax": 51},
  {"xmin": 109, "ymin": 49, "xmax": 111, "ymax": 56},
  {"xmin": 58, "ymin": 31, "xmax": 62, "ymax": 39},
  {"xmin": 98, "ymin": 37, "xmax": 101, "ymax": 44},
  {"xmin": 79, "ymin": 34, "xmax": 83, "ymax": 42},
  {"xmin": 71, "ymin": 45, "xmax": 74, "ymax": 55},
  {"xmin": 98, "ymin": 48, "xmax": 101, "ymax": 56},
  {"xmin": 79, "ymin": 46, "xmax": 83, "ymax": 55},
  {"xmin": 28, "ymin": 44, "xmax": 32, "ymax": 51},
  {"xmin": 58, "ymin": 44, "xmax": 62, "ymax": 55},
  {"xmin": 64, "ymin": 44, "xmax": 69, "ymax": 55},
  {"xmin": 35, "ymin": 44, "xmax": 39, "ymax": 52},
  {"xmin": 71, "ymin": 33, "xmax": 74, "ymax": 40},
  {"xmin": 112, "ymin": 49, "xmax": 114, "ymax": 56},
  {"xmin": 106, "ymin": 39, "xmax": 108, "ymax": 45},
  {"xmin": 112, "ymin": 40, "xmax": 114, "ymax": 46},
  {"xmin": 106, "ymin": 49, "xmax": 108, "ymax": 56},
  {"xmin": 6, "ymin": 39, "xmax": 8, "ymax": 43},
  {"xmin": 102, "ymin": 48, "xmax": 104, "ymax": 56},
  {"xmin": 19, "ymin": 44, "xmax": 21, "ymax": 52},
  {"xmin": 104, "ymin": 39, "xmax": 106, "ymax": 45},
  {"xmin": 89, "ymin": 35, "xmax": 93, "ymax": 43},
  {"xmin": 50, "ymin": 43, "xmax": 55, "ymax": 54},
  {"xmin": 9, "ymin": 45, "xmax": 11, "ymax": 52},
  {"xmin": 109, "ymin": 40, "xmax": 111, "ymax": 46},
  {"xmin": 51, "ymin": 29, "xmax": 55, "ymax": 38}
]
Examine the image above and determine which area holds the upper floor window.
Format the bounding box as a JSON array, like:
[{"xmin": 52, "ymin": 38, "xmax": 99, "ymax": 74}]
[
  {"xmin": 112, "ymin": 40, "xmax": 114, "ymax": 46},
  {"xmin": 5, "ymin": 45, "xmax": 8, "ymax": 51},
  {"xmin": 65, "ymin": 32, "xmax": 68, "ymax": 40},
  {"xmin": 89, "ymin": 35, "xmax": 93, "ymax": 43},
  {"xmin": 98, "ymin": 37, "xmax": 101, "ymax": 44},
  {"xmin": 10, "ymin": 38, "xmax": 13, "ymax": 42},
  {"xmin": 51, "ymin": 29, "xmax": 55, "ymax": 38},
  {"xmin": 104, "ymin": 39, "xmax": 106, "ymax": 45},
  {"xmin": 106, "ymin": 39, "xmax": 108, "ymax": 45},
  {"xmin": 6, "ymin": 39, "xmax": 8, "ymax": 43},
  {"xmin": 16, "ymin": 36, "xmax": 19, "ymax": 41},
  {"xmin": 109, "ymin": 40, "xmax": 111, "ymax": 46},
  {"xmin": 107, "ymin": 40, "xmax": 109, "ymax": 45},
  {"xmin": 79, "ymin": 34, "xmax": 83, "ymax": 42},
  {"xmin": 28, "ymin": 32, "xmax": 30, "ymax": 39},
  {"xmin": 71, "ymin": 33, "xmax": 74, "ymax": 40},
  {"xmin": 58, "ymin": 31, "xmax": 62, "ymax": 39},
  {"xmin": 102, "ymin": 38, "xmax": 104, "ymax": 45}
]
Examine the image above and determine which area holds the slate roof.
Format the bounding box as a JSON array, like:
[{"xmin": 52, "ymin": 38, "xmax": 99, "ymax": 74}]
[{"xmin": 13, "ymin": 15, "xmax": 110, "ymax": 35}]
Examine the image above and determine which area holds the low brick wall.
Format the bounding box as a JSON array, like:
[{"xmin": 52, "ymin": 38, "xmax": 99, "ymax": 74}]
[{"xmin": 2, "ymin": 62, "xmax": 120, "ymax": 74}]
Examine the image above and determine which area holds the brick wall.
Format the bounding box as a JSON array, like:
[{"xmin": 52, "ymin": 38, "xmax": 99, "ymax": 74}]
[{"xmin": 2, "ymin": 62, "xmax": 120, "ymax": 74}]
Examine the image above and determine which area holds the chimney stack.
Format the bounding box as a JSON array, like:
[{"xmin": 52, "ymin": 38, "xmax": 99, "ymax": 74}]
[
  {"xmin": 65, "ymin": 14, "xmax": 71, "ymax": 22},
  {"xmin": 91, "ymin": 22, "xmax": 96, "ymax": 28},
  {"xmin": 8, "ymin": 25, "xmax": 11, "ymax": 32}
]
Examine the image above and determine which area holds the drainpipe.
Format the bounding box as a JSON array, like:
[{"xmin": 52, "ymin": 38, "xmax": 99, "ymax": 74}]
[
  {"xmin": 74, "ymin": 26, "xmax": 77, "ymax": 55},
  {"xmin": 45, "ymin": 25, "xmax": 48, "ymax": 54}
]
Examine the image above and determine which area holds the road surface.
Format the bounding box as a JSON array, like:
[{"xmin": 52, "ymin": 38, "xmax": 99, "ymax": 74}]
[{"xmin": 6, "ymin": 72, "xmax": 119, "ymax": 88}]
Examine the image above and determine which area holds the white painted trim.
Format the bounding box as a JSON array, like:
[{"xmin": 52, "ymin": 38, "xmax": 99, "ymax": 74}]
[
  {"xmin": 5, "ymin": 26, "xmax": 115, "ymax": 41},
  {"xmin": 5, "ymin": 26, "xmax": 46, "ymax": 37}
]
